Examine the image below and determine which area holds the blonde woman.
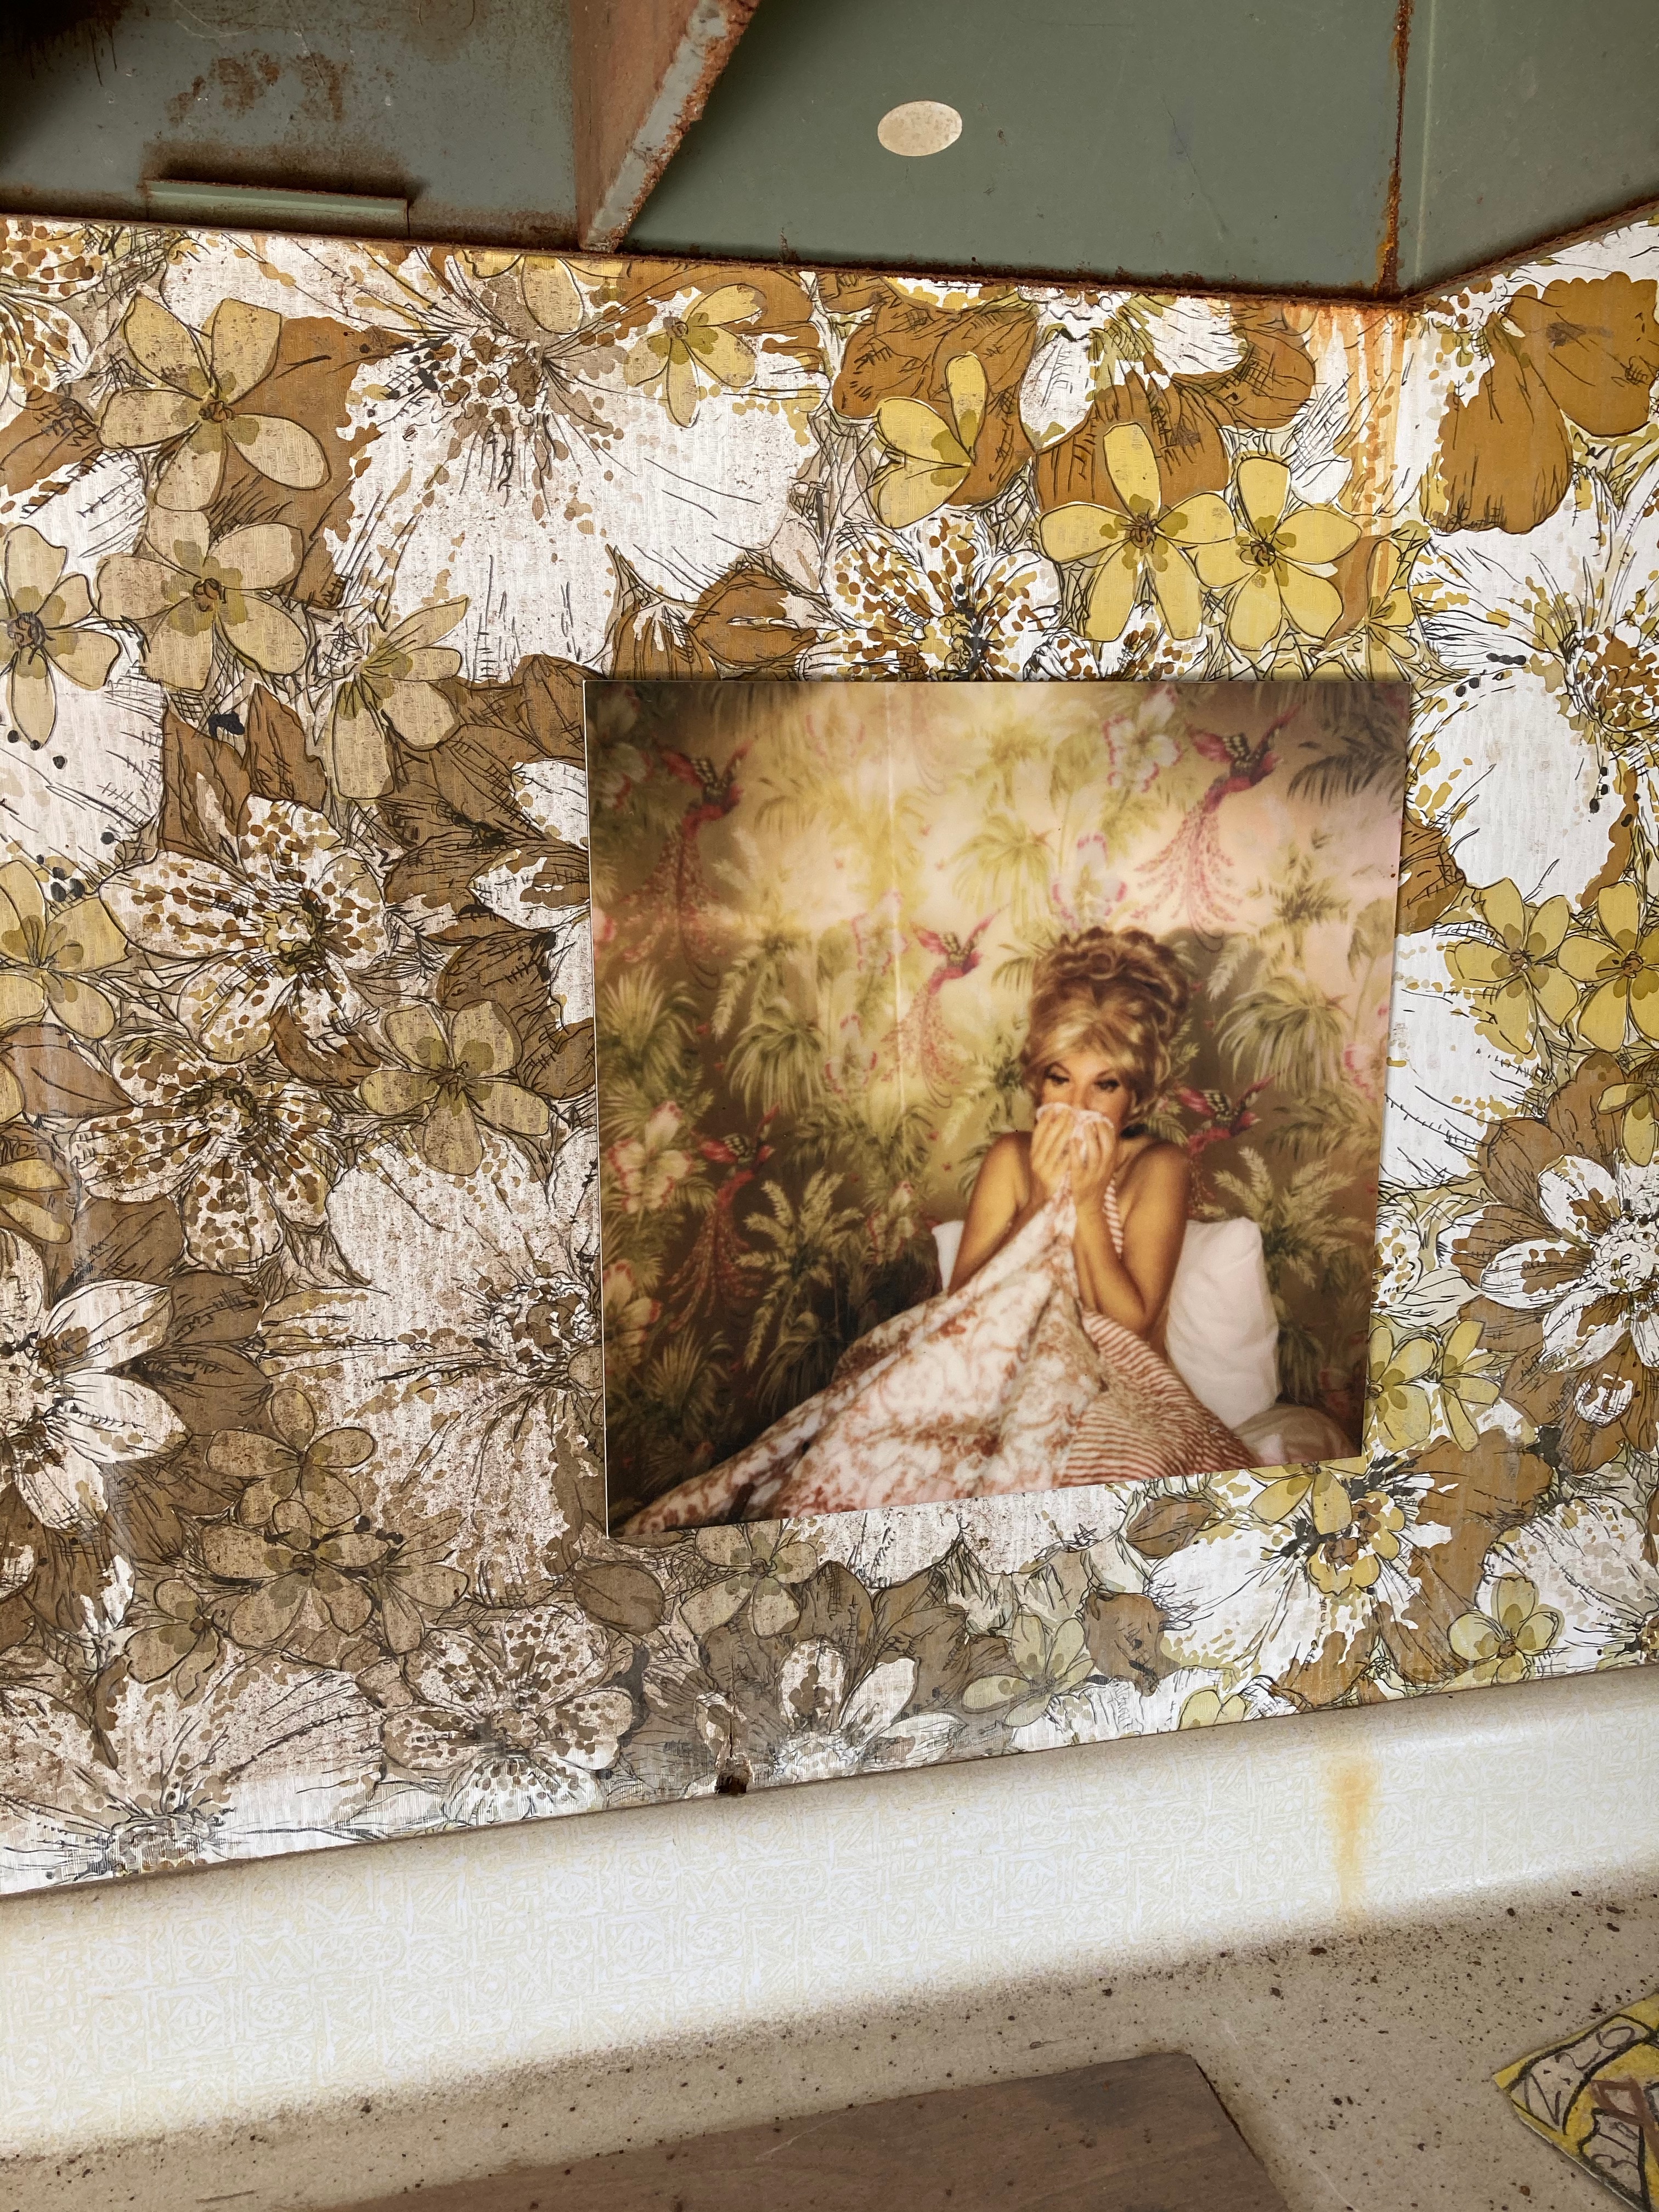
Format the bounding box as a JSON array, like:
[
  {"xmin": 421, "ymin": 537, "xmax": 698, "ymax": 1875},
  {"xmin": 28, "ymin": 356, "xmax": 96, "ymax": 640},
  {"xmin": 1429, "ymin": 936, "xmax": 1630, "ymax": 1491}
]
[{"xmin": 624, "ymin": 928, "xmax": 1250, "ymax": 1531}]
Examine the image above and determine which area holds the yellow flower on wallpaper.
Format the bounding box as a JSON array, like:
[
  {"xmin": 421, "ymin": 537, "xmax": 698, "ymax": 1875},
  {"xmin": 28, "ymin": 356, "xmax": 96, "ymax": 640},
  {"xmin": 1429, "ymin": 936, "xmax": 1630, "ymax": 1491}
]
[
  {"xmin": 1600, "ymin": 1057, "xmax": 1659, "ymax": 1166},
  {"xmin": 0, "ymin": 1149, "xmax": 69, "ymax": 1245},
  {"xmin": 1345, "ymin": 537, "xmax": 1418, "ymax": 679},
  {"xmin": 99, "ymin": 295, "xmax": 328, "ymax": 511},
  {"xmin": 0, "ymin": 861, "xmax": 125, "ymax": 1038},
  {"xmin": 97, "ymin": 511, "xmax": 306, "ymax": 689},
  {"xmin": 1360, "ymin": 1316, "xmax": 1498, "ymax": 1455},
  {"xmin": 1252, "ymin": 1464, "xmax": 1355, "ymax": 1534},
  {"xmin": 1176, "ymin": 1685, "xmax": 1250, "ymax": 1727},
  {"xmin": 1446, "ymin": 878, "xmax": 1576, "ymax": 1054},
  {"xmin": 624, "ymin": 283, "xmax": 764, "ymax": 427},
  {"xmin": 1448, "ymin": 1576, "xmax": 1561, "ymax": 1685},
  {"xmin": 1561, "ymin": 884, "xmax": 1659, "ymax": 1049},
  {"xmin": 962, "ymin": 1612, "xmax": 1094, "ymax": 1730},
  {"xmin": 871, "ymin": 351, "xmax": 985, "ymax": 527},
  {"xmin": 325, "ymin": 598, "xmax": 468, "ymax": 799},
  {"xmin": 680, "ymin": 1523, "xmax": 819, "ymax": 1639},
  {"xmin": 1197, "ymin": 456, "xmax": 1358, "ymax": 651},
  {"xmin": 1037, "ymin": 422, "xmax": 1233, "ymax": 641},
  {"xmin": 1436, "ymin": 1319, "xmax": 1502, "ymax": 1452},
  {"xmin": 0, "ymin": 524, "xmax": 117, "ymax": 744},
  {"xmin": 1307, "ymin": 1483, "xmax": 1404, "ymax": 1595},
  {"xmin": 359, "ymin": 1001, "xmax": 549, "ymax": 1177},
  {"xmin": 464, "ymin": 250, "xmax": 584, "ymax": 334},
  {"xmin": 1366, "ymin": 1319, "xmax": 1437, "ymax": 1452}
]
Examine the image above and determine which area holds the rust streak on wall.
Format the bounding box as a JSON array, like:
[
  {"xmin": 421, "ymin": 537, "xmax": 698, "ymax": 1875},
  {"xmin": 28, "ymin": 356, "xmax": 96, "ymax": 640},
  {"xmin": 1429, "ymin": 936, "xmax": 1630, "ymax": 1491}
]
[{"xmin": 1377, "ymin": 0, "xmax": 1414, "ymax": 296}]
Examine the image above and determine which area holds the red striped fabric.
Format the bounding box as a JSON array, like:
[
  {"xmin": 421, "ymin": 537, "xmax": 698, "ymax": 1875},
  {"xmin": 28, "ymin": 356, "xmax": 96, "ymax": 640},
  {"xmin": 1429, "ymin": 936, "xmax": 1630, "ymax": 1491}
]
[{"xmin": 1060, "ymin": 1186, "xmax": 1254, "ymax": 1487}]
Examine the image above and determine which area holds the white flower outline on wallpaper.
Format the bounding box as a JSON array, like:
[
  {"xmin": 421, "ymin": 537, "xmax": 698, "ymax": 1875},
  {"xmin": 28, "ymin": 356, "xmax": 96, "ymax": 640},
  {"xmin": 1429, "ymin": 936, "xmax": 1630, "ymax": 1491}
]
[
  {"xmin": 1476, "ymin": 1150, "xmax": 1659, "ymax": 1384},
  {"xmin": 1413, "ymin": 456, "xmax": 1659, "ymax": 904},
  {"xmin": 262, "ymin": 1135, "xmax": 602, "ymax": 1605},
  {"xmin": 1502, "ymin": 1496, "xmax": 1659, "ymax": 1673},
  {"xmin": 102, "ymin": 799, "xmax": 389, "ymax": 1063},
  {"xmin": 0, "ymin": 1240, "xmax": 184, "ymax": 1531},
  {"xmin": 69, "ymin": 1034, "xmax": 336, "ymax": 1272},
  {"xmin": 383, "ymin": 1598, "xmax": 634, "ymax": 1822},
  {"xmin": 1150, "ymin": 1457, "xmax": 1452, "ymax": 1694},
  {"xmin": 0, "ymin": 1653, "xmax": 380, "ymax": 1882},
  {"xmin": 758, "ymin": 1644, "xmax": 953, "ymax": 1785}
]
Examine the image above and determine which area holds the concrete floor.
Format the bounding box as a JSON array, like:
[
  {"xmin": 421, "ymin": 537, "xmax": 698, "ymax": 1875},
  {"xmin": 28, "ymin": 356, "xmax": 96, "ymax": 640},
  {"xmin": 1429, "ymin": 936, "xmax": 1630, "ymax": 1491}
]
[{"xmin": 324, "ymin": 1883, "xmax": 1657, "ymax": 2212}]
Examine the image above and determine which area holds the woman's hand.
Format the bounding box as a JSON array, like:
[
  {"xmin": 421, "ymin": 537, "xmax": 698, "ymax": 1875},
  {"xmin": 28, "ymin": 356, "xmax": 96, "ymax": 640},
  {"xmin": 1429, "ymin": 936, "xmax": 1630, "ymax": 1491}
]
[
  {"xmin": 1069, "ymin": 1114, "xmax": 1119, "ymax": 1209},
  {"xmin": 1028, "ymin": 1109, "xmax": 1075, "ymax": 1204}
]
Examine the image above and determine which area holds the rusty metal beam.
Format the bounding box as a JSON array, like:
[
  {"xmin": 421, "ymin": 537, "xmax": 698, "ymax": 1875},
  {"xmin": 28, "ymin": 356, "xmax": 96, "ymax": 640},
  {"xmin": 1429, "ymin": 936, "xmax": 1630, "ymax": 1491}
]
[{"xmin": 572, "ymin": 0, "xmax": 760, "ymax": 251}]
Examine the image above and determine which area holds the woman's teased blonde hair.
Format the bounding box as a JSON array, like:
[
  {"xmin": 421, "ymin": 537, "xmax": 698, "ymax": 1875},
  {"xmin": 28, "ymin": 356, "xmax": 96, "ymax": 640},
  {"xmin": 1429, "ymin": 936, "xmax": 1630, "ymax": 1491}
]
[{"xmin": 1020, "ymin": 927, "xmax": 1189, "ymax": 1110}]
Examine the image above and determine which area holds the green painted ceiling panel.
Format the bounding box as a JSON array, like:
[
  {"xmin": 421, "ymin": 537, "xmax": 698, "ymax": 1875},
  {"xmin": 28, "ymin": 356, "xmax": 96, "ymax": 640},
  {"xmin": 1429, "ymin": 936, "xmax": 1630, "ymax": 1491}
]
[
  {"xmin": 4, "ymin": 1, "xmax": 1659, "ymax": 300},
  {"xmin": 1397, "ymin": 0, "xmax": 1659, "ymax": 291},
  {"xmin": 629, "ymin": 0, "xmax": 1402, "ymax": 294}
]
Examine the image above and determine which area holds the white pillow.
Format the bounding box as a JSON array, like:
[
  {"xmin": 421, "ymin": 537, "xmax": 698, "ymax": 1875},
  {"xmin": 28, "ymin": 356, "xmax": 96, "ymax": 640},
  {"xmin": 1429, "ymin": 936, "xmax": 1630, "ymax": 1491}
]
[
  {"xmin": 1165, "ymin": 1217, "xmax": 1279, "ymax": 1429},
  {"xmin": 933, "ymin": 1218, "xmax": 966, "ymax": 1291},
  {"xmin": 930, "ymin": 1212, "xmax": 1278, "ymax": 1431}
]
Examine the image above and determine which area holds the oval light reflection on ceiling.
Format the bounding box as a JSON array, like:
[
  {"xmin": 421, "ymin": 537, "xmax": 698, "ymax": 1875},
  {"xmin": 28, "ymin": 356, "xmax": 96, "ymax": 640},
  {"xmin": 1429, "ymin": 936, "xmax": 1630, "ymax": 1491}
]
[{"xmin": 877, "ymin": 100, "xmax": 963, "ymax": 157}]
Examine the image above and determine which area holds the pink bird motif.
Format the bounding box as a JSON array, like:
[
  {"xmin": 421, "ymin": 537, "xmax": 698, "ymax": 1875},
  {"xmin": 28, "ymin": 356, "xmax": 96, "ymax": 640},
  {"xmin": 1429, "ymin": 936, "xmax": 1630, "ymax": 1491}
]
[
  {"xmin": 624, "ymin": 743, "xmax": 748, "ymax": 970},
  {"xmin": 1175, "ymin": 1079, "xmax": 1269, "ymax": 1156},
  {"xmin": 664, "ymin": 1118, "xmax": 776, "ymax": 1322},
  {"xmin": 885, "ymin": 915, "xmax": 995, "ymax": 1093},
  {"xmin": 1139, "ymin": 709, "xmax": 1294, "ymax": 929}
]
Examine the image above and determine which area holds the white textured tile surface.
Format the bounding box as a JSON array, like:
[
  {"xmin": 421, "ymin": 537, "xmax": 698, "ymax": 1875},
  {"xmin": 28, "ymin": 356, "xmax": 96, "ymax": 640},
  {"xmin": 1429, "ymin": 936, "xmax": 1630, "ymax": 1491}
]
[{"xmin": 1, "ymin": 1669, "xmax": 1655, "ymax": 2210}]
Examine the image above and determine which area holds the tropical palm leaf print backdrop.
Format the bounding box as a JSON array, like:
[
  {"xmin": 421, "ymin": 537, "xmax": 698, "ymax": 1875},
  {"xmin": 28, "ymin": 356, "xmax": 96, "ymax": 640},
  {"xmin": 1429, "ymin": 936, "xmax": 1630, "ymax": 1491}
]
[{"xmin": 588, "ymin": 680, "xmax": 1408, "ymax": 1526}]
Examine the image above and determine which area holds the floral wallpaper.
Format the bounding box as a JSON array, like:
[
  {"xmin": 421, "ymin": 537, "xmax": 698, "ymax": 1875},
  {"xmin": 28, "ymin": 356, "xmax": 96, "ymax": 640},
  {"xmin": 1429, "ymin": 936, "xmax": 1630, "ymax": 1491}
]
[
  {"xmin": 0, "ymin": 207, "xmax": 1654, "ymax": 1889},
  {"xmin": 588, "ymin": 677, "xmax": 1407, "ymax": 1525}
]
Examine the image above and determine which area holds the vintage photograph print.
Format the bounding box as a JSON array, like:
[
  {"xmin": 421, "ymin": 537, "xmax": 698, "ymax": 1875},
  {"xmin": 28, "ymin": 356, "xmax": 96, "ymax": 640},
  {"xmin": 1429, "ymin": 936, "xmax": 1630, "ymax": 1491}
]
[{"xmin": 587, "ymin": 680, "xmax": 1410, "ymax": 1535}]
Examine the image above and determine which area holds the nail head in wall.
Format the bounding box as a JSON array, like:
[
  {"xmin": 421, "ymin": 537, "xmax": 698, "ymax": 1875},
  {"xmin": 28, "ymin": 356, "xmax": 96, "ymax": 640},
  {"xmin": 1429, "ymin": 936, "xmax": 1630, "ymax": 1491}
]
[{"xmin": 877, "ymin": 100, "xmax": 962, "ymax": 157}]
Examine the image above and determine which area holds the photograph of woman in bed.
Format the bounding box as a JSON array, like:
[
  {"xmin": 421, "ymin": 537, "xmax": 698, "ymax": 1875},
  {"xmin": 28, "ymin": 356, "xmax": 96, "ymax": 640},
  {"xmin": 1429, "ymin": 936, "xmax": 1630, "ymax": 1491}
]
[
  {"xmin": 624, "ymin": 928, "xmax": 1257, "ymax": 1533},
  {"xmin": 593, "ymin": 678, "xmax": 1404, "ymax": 1537}
]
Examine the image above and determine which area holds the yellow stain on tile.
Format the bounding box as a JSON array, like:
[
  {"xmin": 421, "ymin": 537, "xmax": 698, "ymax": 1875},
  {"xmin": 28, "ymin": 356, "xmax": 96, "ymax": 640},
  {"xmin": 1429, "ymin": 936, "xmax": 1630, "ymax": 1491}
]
[{"xmin": 1324, "ymin": 1753, "xmax": 1379, "ymax": 1915}]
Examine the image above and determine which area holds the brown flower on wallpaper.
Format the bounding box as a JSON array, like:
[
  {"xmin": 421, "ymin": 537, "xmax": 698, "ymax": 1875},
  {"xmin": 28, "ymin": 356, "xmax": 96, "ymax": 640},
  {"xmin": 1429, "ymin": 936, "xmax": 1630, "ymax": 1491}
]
[
  {"xmin": 1454, "ymin": 1054, "xmax": 1659, "ymax": 1471},
  {"xmin": 830, "ymin": 278, "xmax": 1040, "ymax": 512},
  {"xmin": 1420, "ymin": 271, "xmax": 1659, "ymax": 536},
  {"xmin": 1031, "ymin": 300, "xmax": 1316, "ymax": 512}
]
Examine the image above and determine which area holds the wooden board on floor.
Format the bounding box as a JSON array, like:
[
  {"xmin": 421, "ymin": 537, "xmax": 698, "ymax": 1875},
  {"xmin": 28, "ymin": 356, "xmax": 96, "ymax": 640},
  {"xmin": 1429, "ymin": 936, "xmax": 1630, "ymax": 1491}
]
[{"xmin": 343, "ymin": 2052, "xmax": 1289, "ymax": 2211}]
